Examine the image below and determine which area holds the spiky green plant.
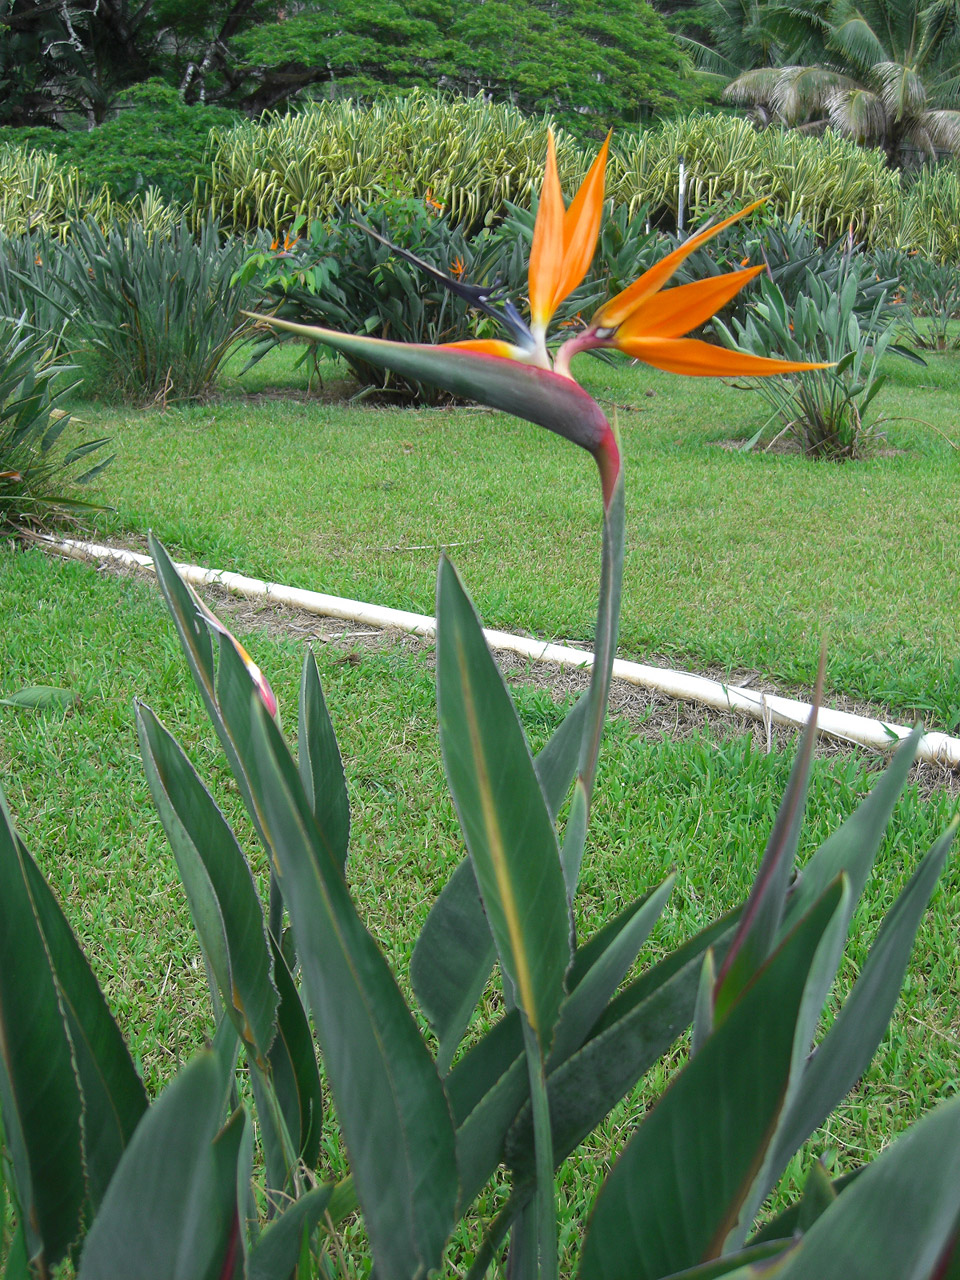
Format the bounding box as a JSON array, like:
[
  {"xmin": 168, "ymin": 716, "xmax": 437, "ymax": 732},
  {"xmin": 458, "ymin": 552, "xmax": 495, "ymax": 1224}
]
[
  {"xmin": 43, "ymin": 216, "xmax": 255, "ymax": 405},
  {"xmin": 0, "ymin": 316, "xmax": 111, "ymax": 532}
]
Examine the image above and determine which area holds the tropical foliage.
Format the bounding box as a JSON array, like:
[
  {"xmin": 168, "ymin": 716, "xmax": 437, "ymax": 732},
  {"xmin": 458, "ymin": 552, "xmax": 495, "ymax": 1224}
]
[
  {"xmin": 206, "ymin": 93, "xmax": 590, "ymax": 236},
  {"xmin": 0, "ymin": 79, "xmax": 239, "ymax": 202},
  {"xmin": 0, "ymin": 142, "xmax": 181, "ymax": 240},
  {"xmin": 41, "ymin": 216, "xmax": 256, "ymax": 404},
  {"xmin": 716, "ymin": 258, "xmax": 905, "ymax": 455},
  {"xmin": 692, "ymin": 0, "xmax": 960, "ymax": 167},
  {"xmin": 0, "ymin": 0, "xmax": 696, "ymax": 128},
  {"xmin": 0, "ymin": 316, "xmax": 111, "ymax": 531}
]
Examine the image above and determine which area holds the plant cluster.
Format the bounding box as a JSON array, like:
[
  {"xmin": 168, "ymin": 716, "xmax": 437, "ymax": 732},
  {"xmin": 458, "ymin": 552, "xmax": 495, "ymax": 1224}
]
[
  {"xmin": 0, "ymin": 142, "xmax": 181, "ymax": 241},
  {"xmin": 239, "ymin": 196, "xmax": 607, "ymax": 403},
  {"xmin": 716, "ymin": 257, "xmax": 908, "ymax": 456},
  {"xmin": 3, "ymin": 129, "xmax": 959, "ymax": 1278},
  {"xmin": 0, "ymin": 79, "xmax": 240, "ymax": 203},
  {"xmin": 206, "ymin": 92, "xmax": 590, "ymax": 237},
  {"xmin": 895, "ymin": 254, "xmax": 960, "ymax": 350},
  {"xmin": 0, "ymin": 315, "xmax": 111, "ymax": 532},
  {"xmin": 3, "ymin": 217, "xmax": 255, "ymax": 405}
]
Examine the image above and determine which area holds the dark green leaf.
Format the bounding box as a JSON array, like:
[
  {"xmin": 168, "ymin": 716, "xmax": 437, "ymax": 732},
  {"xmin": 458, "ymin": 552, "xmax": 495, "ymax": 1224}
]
[
  {"xmin": 411, "ymin": 857, "xmax": 497, "ymax": 1075},
  {"xmin": 505, "ymin": 914, "xmax": 740, "ymax": 1179},
  {"xmin": 136, "ymin": 701, "xmax": 278, "ymax": 1067},
  {"xmin": 714, "ymin": 693, "xmax": 822, "ymax": 1021},
  {"xmin": 534, "ymin": 691, "xmax": 590, "ymax": 821},
  {"xmin": 446, "ymin": 1009, "xmax": 524, "ymax": 1127},
  {"xmin": 566, "ymin": 887, "xmax": 660, "ymax": 991},
  {"xmin": 765, "ymin": 822, "xmax": 955, "ymax": 1190},
  {"xmin": 20, "ymin": 845, "xmax": 147, "ymax": 1211},
  {"xmin": 248, "ymin": 1184, "xmax": 335, "ymax": 1280},
  {"xmin": 77, "ymin": 1053, "xmax": 243, "ymax": 1280},
  {"xmin": 298, "ymin": 649, "xmax": 349, "ymax": 874},
  {"xmin": 749, "ymin": 1168, "xmax": 861, "ymax": 1245},
  {"xmin": 410, "ymin": 693, "xmax": 590, "ymax": 1075},
  {"xmin": 578, "ymin": 880, "xmax": 844, "ymax": 1280},
  {"xmin": 244, "ymin": 696, "xmax": 458, "ymax": 1280},
  {"xmin": 267, "ymin": 936, "xmax": 324, "ymax": 1170},
  {"xmin": 436, "ymin": 556, "xmax": 569, "ymax": 1050},
  {"xmin": 773, "ymin": 1094, "xmax": 960, "ymax": 1280},
  {"xmin": 0, "ymin": 791, "xmax": 86, "ymax": 1267},
  {"xmin": 782, "ymin": 728, "xmax": 921, "ymax": 927},
  {"xmin": 149, "ymin": 536, "xmax": 273, "ymax": 854},
  {"xmin": 654, "ymin": 1240, "xmax": 795, "ymax": 1278},
  {"xmin": 547, "ymin": 875, "xmax": 674, "ymax": 1070},
  {"xmin": 0, "ymin": 685, "xmax": 76, "ymax": 710}
]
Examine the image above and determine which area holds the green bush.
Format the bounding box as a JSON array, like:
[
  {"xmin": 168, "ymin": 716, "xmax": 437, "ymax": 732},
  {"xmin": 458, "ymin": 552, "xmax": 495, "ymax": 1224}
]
[
  {"xmin": 206, "ymin": 90, "xmax": 591, "ymax": 235},
  {"xmin": 612, "ymin": 115, "xmax": 905, "ymax": 246},
  {"xmin": 241, "ymin": 196, "xmax": 601, "ymax": 402},
  {"xmin": 0, "ymin": 81, "xmax": 237, "ymax": 203},
  {"xmin": 716, "ymin": 258, "xmax": 904, "ymax": 457},
  {"xmin": 0, "ymin": 229, "xmax": 73, "ymax": 359},
  {"xmin": 0, "ymin": 143, "xmax": 181, "ymax": 240},
  {"xmin": 898, "ymin": 254, "xmax": 960, "ymax": 349},
  {"xmin": 901, "ymin": 164, "xmax": 960, "ymax": 264},
  {"xmin": 0, "ymin": 316, "xmax": 111, "ymax": 531},
  {"xmin": 667, "ymin": 211, "xmax": 905, "ymax": 337},
  {"xmin": 46, "ymin": 216, "xmax": 255, "ymax": 405}
]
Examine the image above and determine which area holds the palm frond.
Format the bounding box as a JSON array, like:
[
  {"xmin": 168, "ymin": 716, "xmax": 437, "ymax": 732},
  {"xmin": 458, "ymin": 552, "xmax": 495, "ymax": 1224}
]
[
  {"xmin": 829, "ymin": 13, "xmax": 889, "ymax": 74},
  {"xmin": 826, "ymin": 85, "xmax": 888, "ymax": 142},
  {"xmin": 920, "ymin": 107, "xmax": 960, "ymax": 152},
  {"xmin": 873, "ymin": 60, "xmax": 928, "ymax": 118},
  {"xmin": 775, "ymin": 64, "xmax": 859, "ymax": 120},
  {"xmin": 724, "ymin": 65, "xmax": 791, "ymax": 106}
]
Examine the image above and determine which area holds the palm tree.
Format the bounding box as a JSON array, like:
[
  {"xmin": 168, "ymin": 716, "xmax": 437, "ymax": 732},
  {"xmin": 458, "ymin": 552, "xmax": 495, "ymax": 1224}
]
[{"xmin": 722, "ymin": 0, "xmax": 960, "ymax": 166}]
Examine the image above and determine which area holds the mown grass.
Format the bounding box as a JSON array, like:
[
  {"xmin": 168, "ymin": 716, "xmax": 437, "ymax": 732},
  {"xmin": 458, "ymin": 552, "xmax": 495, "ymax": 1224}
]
[
  {"xmin": 72, "ymin": 341, "xmax": 960, "ymax": 730},
  {"xmin": 1, "ymin": 340, "xmax": 959, "ymax": 1270}
]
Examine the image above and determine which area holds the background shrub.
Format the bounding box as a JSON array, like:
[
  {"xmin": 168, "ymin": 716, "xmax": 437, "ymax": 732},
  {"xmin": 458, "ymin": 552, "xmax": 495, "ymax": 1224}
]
[
  {"xmin": 611, "ymin": 115, "xmax": 905, "ymax": 246},
  {"xmin": 716, "ymin": 259, "xmax": 904, "ymax": 457},
  {"xmin": 47, "ymin": 216, "xmax": 255, "ymax": 405},
  {"xmin": 0, "ymin": 316, "xmax": 111, "ymax": 531},
  {"xmin": 206, "ymin": 90, "xmax": 591, "ymax": 235},
  {"xmin": 0, "ymin": 80, "xmax": 239, "ymax": 203},
  {"xmin": 0, "ymin": 144, "xmax": 180, "ymax": 240}
]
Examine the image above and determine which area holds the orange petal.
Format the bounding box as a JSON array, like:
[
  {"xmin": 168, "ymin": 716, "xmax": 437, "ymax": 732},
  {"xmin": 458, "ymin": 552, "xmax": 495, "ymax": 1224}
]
[
  {"xmin": 553, "ymin": 131, "xmax": 611, "ymax": 311},
  {"xmin": 617, "ymin": 336, "xmax": 832, "ymax": 377},
  {"xmin": 593, "ymin": 199, "xmax": 768, "ymax": 331},
  {"xmin": 529, "ymin": 132, "xmax": 565, "ymax": 330},
  {"xmin": 441, "ymin": 338, "xmax": 523, "ymax": 358},
  {"xmin": 617, "ymin": 266, "xmax": 765, "ymax": 341}
]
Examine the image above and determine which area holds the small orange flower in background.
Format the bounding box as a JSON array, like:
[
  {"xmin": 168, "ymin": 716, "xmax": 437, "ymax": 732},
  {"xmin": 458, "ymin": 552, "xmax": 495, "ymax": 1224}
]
[
  {"xmin": 450, "ymin": 256, "xmax": 466, "ymax": 280},
  {"xmin": 271, "ymin": 231, "xmax": 301, "ymax": 256},
  {"xmin": 35, "ymin": 255, "xmax": 42, "ymax": 266},
  {"xmin": 425, "ymin": 189, "xmax": 445, "ymax": 215}
]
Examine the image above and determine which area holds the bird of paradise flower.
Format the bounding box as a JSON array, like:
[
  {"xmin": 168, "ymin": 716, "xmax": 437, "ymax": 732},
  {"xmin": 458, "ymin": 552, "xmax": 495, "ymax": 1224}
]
[{"xmin": 251, "ymin": 131, "xmax": 824, "ymax": 513}]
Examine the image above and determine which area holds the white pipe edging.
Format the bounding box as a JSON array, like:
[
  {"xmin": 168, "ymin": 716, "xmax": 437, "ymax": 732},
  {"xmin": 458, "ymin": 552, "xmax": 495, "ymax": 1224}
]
[{"xmin": 41, "ymin": 535, "xmax": 960, "ymax": 769}]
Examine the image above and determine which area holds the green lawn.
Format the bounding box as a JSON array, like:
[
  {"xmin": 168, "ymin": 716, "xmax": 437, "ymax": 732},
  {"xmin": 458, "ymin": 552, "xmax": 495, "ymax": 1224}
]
[
  {"xmin": 1, "ymin": 341, "xmax": 958, "ymax": 1271},
  {"xmin": 71, "ymin": 342, "xmax": 960, "ymax": 729}
]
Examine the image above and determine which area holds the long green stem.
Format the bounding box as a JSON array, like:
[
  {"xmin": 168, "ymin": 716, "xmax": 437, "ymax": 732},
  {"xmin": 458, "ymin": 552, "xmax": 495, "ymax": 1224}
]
[
  {"xmin": 520, "ymin": 1015, "xmax": 559, "ymax": 1280},
  {"xmin": 560, "ymin": 462, "xmax": 625, "ymax": 900}
]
